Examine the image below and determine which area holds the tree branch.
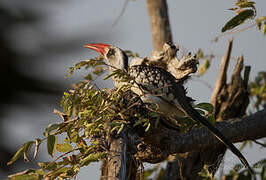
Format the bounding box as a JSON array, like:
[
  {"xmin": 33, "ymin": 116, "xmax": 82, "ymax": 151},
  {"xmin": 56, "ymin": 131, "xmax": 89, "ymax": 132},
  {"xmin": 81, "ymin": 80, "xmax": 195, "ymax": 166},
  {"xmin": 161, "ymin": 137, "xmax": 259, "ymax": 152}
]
[
  {"xmin": 146, "ymin": 0, "xmax": 173, "ymax": 50},
  {"xmin": 135, "ymin": 109, "xmax": 266, "ymax": 162},
  {"xmin": 162, "ymin": 109, "xmax": 266, "ymax": 155},
  {"xmin": 211, "ymin": 38, "xmax": 233, "ymax": 106}
]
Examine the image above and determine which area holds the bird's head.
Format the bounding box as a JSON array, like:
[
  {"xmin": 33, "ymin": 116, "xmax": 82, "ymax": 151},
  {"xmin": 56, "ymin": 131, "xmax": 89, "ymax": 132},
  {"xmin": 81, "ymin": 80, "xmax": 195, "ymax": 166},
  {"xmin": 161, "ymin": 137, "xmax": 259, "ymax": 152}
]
[{"xmin": 84, "ymin": 43, "xmax": 128, "ymax": 71}]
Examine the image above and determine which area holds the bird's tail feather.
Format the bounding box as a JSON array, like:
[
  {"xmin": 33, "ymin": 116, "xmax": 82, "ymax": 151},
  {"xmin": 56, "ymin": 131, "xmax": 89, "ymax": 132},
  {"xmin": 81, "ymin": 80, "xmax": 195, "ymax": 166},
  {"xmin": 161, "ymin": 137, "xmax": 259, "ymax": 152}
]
[{"xmin": 175, "ymin": 92, "xmax": 253, "ymax": 174}]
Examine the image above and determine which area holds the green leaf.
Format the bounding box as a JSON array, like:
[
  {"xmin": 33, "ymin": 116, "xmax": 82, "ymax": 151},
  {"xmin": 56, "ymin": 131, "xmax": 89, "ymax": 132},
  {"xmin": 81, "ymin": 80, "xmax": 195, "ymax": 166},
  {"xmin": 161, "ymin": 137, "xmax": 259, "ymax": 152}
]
[
  {"xmin": 23, "ymin": 141, "xmax": 34, "ymax": 163},
  {"xmin": 8, "ymin": 169, "xmax": 43, "ymax": 180},
  {"xmin": 232, "ymin": 163, "xmax": 244, "ymax": 172},
  {"xmin": 196, "ymin": 109, "xmax": 206, "ymax": 115},
  {"xmin": 93, "ymin": 67, "xmax": 104, "ymax": 75},
  {"xmin": 84, "ymin": 73, "xmax": 92, "ymax": 80},
  {"xmin": 47, "ymin": 135, "xmax": 57, "ymax": 157},
  {"xmin": 45, "ymin": 124, "xmax": 59, "ymax": 135},
  {"xmin": 57, "ymin": 143, "xmax": 73, "ymax": 153},
  {"xmin": 207, "ymin": 116, "xmax": 216, "ymax": 126},
  {"xmin": 38, "ymin": 162, "xmax": 57, "ymax": 171},
  {"xmin": 68, "ymin": 131, "xmax": 79, "ymax": 143},
  {"xmin": 197, "ymin": 49, "xmax": 204, "ymax": 60},
  {"xmin": 149, "ymin": 112, "xmax": 161, "ymax": 118},
  {"xmin": 155, "ymin": 168, "xmax": 165, "ymax": 180},
  {"xmin": 49, "ymin": 166, "xmax": 78, "ymax": 178},
  {"xmin": 257, "ymin": 16, "xmax": 266, "ymax": 22},
  {"xmin": 194, "ymin": 103, "xmax": 214, "ymax": 113},
  {"xmin": 239, "ymin": 140, "xmax": 248, "ymax": 151},
  {"xmin": 262, "ymin": 22, "xmax": 266, "ymax": 35},
  {"xmin": 7, "ymin": 144, "xmax": 26, "ymax": 165},
  {"xmin": 143, "ymin": 169, "xmax": 155, "ymax": 179},
  {"xmin": 145, "ymin": 123, "xmax": 151, "ymax": 132},
  {"xmin": 235, "ymin": 1, "xmax": 255, "ymax": 9},
  {"xmin": 80, "ymin": 152, "xmax": 106, "ymax": 166},
  {"xmin": 104, "ymin": 71, "xmax": 117, "ymax": 80},
  {"xmin": 66, "ymin": 59, "xmax": 103, "ymax": 78},
  {"xmin": 9, "ymin": 174, "xmax": 38, "ymax": 180},
  {"xmin": 198, "ymin": 59, "xmax": 210, "ymax": 76},
  {"xmin": 117, "ymin": 123, "xmax": 125, "ymax": 134},
  {"xmin": 198, "ymin": 165, "xmax": 215, "ymax": 179},
  {"xmin": 133, "ymin": 120, "xmax": 142, "ymax": 127},
  {"xmin": 256, "ymin": 16, "xmax": 266, "ymax": 29},
  {"xmin": 7, "ymin": 141, "xmax": 34, "ymax": 165},
  {"xmin": 222, "ymin": 9, "xmax": 255, "ymax": 32},
  {"xmin": 143, "ymin": 164, "xmax": 160, "ymax": 179}
]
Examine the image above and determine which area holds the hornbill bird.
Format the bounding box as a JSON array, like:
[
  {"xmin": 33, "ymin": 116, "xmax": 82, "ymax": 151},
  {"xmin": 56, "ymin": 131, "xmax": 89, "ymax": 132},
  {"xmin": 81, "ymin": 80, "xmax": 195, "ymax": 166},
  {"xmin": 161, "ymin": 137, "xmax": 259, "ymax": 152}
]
[{"xmin": 84, "ymin": 43, "xmax": 253, "ymax": 174}]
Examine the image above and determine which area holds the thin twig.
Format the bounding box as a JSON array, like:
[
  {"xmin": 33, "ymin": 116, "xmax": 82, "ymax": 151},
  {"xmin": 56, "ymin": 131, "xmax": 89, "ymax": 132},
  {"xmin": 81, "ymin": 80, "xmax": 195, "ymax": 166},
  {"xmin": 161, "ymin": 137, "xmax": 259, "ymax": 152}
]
[
  {"xmin": 213, "ymin": 23, "xmax": 257, "ymax": 42},
  {"xmin": 43, "ymin": 148, "xmax": 79, "ymax": 171},
  {"xmin": 112, "ymin": 0, "xmax": 131, "ymax": 27},
  {"xmin": 253, "ymin": 140, "xmax": 266, "ymax": 147}
]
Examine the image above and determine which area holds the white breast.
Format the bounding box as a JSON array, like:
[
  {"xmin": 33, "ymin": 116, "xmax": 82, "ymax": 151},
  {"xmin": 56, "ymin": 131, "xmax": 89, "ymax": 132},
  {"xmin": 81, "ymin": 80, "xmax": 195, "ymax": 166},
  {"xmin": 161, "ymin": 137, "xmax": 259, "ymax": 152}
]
[{"xmin": 130, "ymin": 85, "xmax": 186, "ymax": 118}]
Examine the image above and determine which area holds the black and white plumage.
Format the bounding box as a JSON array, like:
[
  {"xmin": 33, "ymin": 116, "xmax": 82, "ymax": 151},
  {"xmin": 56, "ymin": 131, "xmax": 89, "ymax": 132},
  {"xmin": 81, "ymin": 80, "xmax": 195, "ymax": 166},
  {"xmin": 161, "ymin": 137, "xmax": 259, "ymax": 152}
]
[
  {"xmin": 129, "ymin": 64, "xmax": 191, "ymax": 118},
  {"xmin": 84, "ymin": 43, "xmax": 253, "ymax": 174}
]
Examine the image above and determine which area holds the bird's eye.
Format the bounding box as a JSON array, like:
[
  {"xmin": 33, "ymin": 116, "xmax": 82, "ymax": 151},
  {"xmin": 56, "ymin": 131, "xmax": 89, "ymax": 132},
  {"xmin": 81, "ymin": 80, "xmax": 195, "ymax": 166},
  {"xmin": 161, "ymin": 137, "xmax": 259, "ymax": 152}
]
[{"xmin": 106, "ymin": 48, "xmax": 115, "ymax": 58}]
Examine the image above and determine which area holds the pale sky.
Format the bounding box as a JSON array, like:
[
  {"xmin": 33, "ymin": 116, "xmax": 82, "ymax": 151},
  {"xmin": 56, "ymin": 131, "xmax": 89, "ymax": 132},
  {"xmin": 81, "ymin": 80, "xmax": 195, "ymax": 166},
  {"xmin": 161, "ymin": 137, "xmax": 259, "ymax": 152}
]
[{"xmin": 2, "ymin": 0, "xmax": 266, "ymax": 179}]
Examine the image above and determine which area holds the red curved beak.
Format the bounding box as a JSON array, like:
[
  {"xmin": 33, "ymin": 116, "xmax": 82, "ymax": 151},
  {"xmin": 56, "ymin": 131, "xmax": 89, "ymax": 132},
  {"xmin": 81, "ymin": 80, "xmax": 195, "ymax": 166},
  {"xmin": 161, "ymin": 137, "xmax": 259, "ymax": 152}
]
[{"xmin": 84, "ymin": 43, "xmax": 110, "ymax": 56}]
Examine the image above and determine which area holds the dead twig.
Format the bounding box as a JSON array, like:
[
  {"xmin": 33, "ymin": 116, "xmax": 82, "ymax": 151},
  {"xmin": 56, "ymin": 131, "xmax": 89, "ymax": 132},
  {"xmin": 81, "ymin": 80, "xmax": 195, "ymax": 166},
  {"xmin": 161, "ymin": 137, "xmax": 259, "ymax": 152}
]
[
  {"xmin": 211, "ymin": 38, "xmax": 233, "ymax": 106},
  {"xmin": 112, "ymin": 0, "xmax": 131, "ymax": 27}
]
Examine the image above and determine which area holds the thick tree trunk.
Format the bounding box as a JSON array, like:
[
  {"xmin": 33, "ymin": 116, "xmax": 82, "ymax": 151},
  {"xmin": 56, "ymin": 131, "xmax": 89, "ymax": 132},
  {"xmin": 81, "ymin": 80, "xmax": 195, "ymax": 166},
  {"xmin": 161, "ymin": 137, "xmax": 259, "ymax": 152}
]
[
  {"xmin": 100, "ymin": 130, "xmax": 138, "ymax": 180},
  {"xmin": 100, "ymin": 138, "xmax": 124, "ymax": 180},
  {"xmin": 146, "ymin": 0, "xmax": 173, "ymax": 51}
]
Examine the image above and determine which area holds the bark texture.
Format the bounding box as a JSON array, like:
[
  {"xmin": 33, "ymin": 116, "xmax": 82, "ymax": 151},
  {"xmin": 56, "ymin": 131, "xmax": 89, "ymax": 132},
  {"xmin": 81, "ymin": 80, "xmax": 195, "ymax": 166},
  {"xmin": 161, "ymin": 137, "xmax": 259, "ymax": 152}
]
[
  {"xmin": 146, "ymin": 0, "xmax": 173, "ymax": 51},
  {"xmin": 136, "ymin": 109, "xmax": 266, "ymax": 158},
  {"xmin": 100, "ymin": 130, "xmax": 138, "ymax": 180}
]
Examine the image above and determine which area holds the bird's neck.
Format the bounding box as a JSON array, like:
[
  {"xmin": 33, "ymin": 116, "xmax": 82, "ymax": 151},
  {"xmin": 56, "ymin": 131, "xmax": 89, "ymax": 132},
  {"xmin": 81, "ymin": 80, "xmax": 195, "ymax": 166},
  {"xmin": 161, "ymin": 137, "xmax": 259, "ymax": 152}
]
[
  {"xmin": 107, "ymin": 58, "xmax": 128, "ymax": 88},
  {"xmin": 107, "ymin": 57, "xmax": 128, "ymax": 72}
]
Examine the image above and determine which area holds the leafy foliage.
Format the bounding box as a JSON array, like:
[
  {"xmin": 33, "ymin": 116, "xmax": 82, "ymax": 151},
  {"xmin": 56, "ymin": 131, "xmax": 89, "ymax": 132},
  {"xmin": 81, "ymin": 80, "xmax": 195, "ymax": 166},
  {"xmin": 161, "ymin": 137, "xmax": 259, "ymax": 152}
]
[
  {"xmin": 222, "ymin": 9, "xmax": 255, "ymax": 33},
  {"xmin": 143, "ymin": 157, "xmax": 266, "ymax": 180},
  {"xmin": 198, "ymin": 165, "xmax": 216, "ymax": 180},
  {"xmin": 222, "ymin": 0, "xmax": 256, "ymax": 33},
  {"xmin": 8, "ymin": 50, "xmax": 216, "ymax": 179},
  {"xmin": 220, "ymin": 159, "xmax": 266, "ymax": 180},
  {"xmin": 7, "ymin": 141, "xmax": 35, "ymax": 166},
  {"xmin": 221, "ymin": 0, "xmax": 265, "ymax": 35},
  {"xmin": 7, "ymin": 57, "xmax": 132, "ymax": 179},
  {"xmin": 256, "ymin": 16, "xmax": 266, "ymax": 35},
  {"xmin": 196, "ymin": 49, "xmax": 214, "ymax": 76},
  {"xmin": 249, "ymin": 71, "xmax": 266, "ymax": 110}
]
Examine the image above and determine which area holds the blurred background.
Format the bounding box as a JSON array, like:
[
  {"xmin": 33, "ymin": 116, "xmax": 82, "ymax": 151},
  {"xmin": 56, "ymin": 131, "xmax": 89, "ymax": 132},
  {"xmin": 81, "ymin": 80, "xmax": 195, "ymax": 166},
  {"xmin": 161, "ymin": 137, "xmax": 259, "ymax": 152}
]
[{"xmin": 0, "ymin": 0, "xmax": 265, "ymax": 179}]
